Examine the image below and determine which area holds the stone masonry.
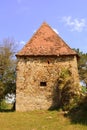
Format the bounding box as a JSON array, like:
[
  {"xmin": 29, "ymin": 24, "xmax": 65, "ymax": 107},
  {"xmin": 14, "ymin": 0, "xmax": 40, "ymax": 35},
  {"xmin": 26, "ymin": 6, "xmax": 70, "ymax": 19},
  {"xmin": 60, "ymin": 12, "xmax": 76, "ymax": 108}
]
[{"xmin": 16, "ymin": 56, "xmax": 79, "ymax": 111}]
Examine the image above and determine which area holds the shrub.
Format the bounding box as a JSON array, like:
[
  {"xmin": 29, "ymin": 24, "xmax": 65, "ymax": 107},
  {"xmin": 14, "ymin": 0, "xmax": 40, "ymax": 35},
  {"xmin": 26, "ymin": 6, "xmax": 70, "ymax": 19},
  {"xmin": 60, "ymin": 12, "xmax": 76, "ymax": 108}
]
[
  {"xmin": 61, "ymin": 82, "xmax": 81, "ymax": 111},
  {"xmin": 57, "ymin": 68, "xmax": 82, "ymax": 111}
]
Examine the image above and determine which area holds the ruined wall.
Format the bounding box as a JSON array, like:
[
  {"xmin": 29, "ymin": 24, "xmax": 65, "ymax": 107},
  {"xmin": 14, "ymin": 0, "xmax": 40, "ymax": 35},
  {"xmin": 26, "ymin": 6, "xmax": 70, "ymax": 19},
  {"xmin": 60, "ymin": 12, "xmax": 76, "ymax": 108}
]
[{"xmin": 16, "ymin": 56, "xmax": 79, "ymax": 111}]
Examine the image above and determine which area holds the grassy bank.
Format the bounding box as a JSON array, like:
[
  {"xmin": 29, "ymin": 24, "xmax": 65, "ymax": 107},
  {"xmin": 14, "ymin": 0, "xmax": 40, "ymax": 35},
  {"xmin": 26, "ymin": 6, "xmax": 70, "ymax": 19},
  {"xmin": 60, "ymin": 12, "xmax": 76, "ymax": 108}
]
[{"xmin": 0, "ymin": 110, "xmax": 87, "ymax": 130}]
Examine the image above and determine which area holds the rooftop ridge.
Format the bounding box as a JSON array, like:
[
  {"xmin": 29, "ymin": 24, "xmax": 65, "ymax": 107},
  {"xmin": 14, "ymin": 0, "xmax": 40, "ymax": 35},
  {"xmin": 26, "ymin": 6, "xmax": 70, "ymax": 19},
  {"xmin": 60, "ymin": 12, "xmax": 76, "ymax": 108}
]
[{"xmin": 16, "ymin": 22, "xmax": 77, "ymax": 57}]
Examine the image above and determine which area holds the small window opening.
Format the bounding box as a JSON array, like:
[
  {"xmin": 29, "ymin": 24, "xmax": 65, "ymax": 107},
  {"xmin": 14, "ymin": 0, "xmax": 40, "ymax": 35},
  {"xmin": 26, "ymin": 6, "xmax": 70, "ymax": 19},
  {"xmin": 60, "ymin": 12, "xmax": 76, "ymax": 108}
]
[
  {"xmin": 40, "ymin": 82, "xmax": 47, "ymax": 86},
  {"xmin": 48, "ymin": 60, "xmax": 50, "ymax": 64}
]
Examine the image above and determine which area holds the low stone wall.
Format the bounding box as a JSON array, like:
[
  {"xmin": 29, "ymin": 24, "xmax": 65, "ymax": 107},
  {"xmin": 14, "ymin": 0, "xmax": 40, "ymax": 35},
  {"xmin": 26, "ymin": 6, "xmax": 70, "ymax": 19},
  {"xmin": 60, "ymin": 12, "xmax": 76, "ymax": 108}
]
[{"xmin": 16, "ymin": 56, "xmax": 79, "ymax": 111}]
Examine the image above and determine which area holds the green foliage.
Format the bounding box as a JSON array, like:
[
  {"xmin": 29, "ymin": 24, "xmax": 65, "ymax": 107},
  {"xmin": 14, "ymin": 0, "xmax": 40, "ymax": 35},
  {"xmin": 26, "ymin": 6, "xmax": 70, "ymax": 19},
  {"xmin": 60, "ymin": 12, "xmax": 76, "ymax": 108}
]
[
  {"xmin": 0, "ymin": 38, "xmax": 16, "ymax": 103},
  {"xmin": 57, "ymin": 68, "xmax": 81, "ymax": 111},
  {"xmin": 0, "ymin": 100, "xmax": 13, "ymax": 111},
  {"xmin": 59, "ymin": 68, "xmax": 71, "ymax": 79},
  {"xmin": 77, "ymin": 94, "xmax": 87, "ymax": 111},
  {"xmin": 74, "ymin": 48, "xmax": 87, "ymax": 87},
  {"xmin": 0, "ymin": 100, "xmax": 8, "ymax": 110},
  {"xmin": 0, "ymin": 81, "xmax": 5, "ymax": 101},
  {"xmin": 61, "ymin": 83, "xmax": 81, "ymax": 111},
  {"xmin": 58, "ymin": 68, "xmax": 71, "ymax": 90},
  {"xmin": 82, "ymin": 86, "xmax": 87, "ymax": 93},
  {"xmin": 68, "ymin": 94, "xmax": 87, "ymax": 126}
]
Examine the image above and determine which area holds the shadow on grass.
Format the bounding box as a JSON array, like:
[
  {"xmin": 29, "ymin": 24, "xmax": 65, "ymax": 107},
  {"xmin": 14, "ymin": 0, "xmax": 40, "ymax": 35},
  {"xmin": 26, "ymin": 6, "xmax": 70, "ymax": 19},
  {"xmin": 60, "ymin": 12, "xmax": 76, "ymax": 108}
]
[
  {"xmin": 0, "ymin": 109, "xmax": 15, "ymax": 112},
  {"xmin": 64, "ymin": 97, "xmax": 87, "ymax": 125},
  {"xmin": 66, "ymin": 108, "xmax": 87, "ymax": 125}
]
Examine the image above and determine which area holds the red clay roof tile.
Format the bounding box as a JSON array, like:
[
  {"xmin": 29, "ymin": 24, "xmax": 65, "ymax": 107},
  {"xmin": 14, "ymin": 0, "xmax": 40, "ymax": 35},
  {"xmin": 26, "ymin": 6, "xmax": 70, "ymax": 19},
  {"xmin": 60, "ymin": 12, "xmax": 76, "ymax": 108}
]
[{"xmin": 16, "ymin": 22, "xmax": 77, "ymax": 57}]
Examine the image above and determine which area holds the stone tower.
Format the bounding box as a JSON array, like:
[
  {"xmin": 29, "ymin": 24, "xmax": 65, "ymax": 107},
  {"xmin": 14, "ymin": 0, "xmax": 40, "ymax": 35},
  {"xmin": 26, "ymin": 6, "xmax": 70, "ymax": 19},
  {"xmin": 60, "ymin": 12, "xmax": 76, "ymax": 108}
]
[{"xmin": 16, "ymin": 22, "xmax": 79, "ymax": 111}]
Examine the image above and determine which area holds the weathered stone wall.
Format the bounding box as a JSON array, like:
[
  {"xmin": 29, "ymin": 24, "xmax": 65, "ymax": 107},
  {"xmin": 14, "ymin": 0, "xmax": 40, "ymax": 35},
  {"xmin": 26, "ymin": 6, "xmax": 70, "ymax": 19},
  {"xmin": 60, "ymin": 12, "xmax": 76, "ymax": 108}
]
[{"xmin": 16, "ymin": 56, "xmax": 79, "ymax": 111}]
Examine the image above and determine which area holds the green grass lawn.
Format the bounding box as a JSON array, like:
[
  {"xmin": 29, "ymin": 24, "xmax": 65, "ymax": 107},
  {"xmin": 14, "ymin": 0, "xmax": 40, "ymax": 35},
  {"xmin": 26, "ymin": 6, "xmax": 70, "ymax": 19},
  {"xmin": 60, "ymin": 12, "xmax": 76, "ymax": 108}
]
[{"xmin": 0, "ymin": 110, "xmax": 87, "ymax": 130}]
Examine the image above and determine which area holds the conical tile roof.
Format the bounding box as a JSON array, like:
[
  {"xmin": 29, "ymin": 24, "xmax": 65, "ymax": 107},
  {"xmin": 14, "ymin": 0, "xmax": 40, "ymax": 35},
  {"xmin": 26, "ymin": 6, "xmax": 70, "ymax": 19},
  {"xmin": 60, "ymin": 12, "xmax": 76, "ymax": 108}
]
[{"xmin": 16, "ymin": 22, "xmax": 77, "ymax": 57}]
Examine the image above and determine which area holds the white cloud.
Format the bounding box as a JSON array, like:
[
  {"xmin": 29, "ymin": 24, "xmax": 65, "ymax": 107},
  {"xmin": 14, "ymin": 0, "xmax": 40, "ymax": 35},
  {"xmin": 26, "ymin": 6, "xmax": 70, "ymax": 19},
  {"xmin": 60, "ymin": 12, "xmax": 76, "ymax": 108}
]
[
  {"xmin": 33, "ymin": 30, "xmax": 36, "ymax": 33},
  {"xmin": 53, "ymin": 28, "xmax": 59, "ymax": 34},
  {"xmin": 16, "ymin": 40, "xmax": 26, "ymax": 51},
  {"xmin": 20, "ymin": 40, "xmax": 26, "ymax": 45},
  {"xmin": 62, "ymin": 16, "xmax": 87, "ymax": 32}
]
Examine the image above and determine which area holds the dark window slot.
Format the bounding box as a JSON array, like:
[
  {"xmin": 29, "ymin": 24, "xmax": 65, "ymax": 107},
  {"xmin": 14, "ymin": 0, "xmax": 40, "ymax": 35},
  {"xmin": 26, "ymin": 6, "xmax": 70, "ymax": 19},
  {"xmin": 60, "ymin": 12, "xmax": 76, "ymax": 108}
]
[{"xmin": 40, "ymin": 82, "xmax": 47, "ymax": 86}]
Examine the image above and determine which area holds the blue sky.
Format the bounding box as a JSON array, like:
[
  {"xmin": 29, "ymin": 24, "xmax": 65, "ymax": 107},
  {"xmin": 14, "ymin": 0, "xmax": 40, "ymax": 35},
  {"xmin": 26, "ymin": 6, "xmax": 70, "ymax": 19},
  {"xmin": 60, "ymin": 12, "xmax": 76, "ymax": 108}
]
[{"xmin": 0, "ymin": 0, "xmax": 87, "ymax": 53}]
